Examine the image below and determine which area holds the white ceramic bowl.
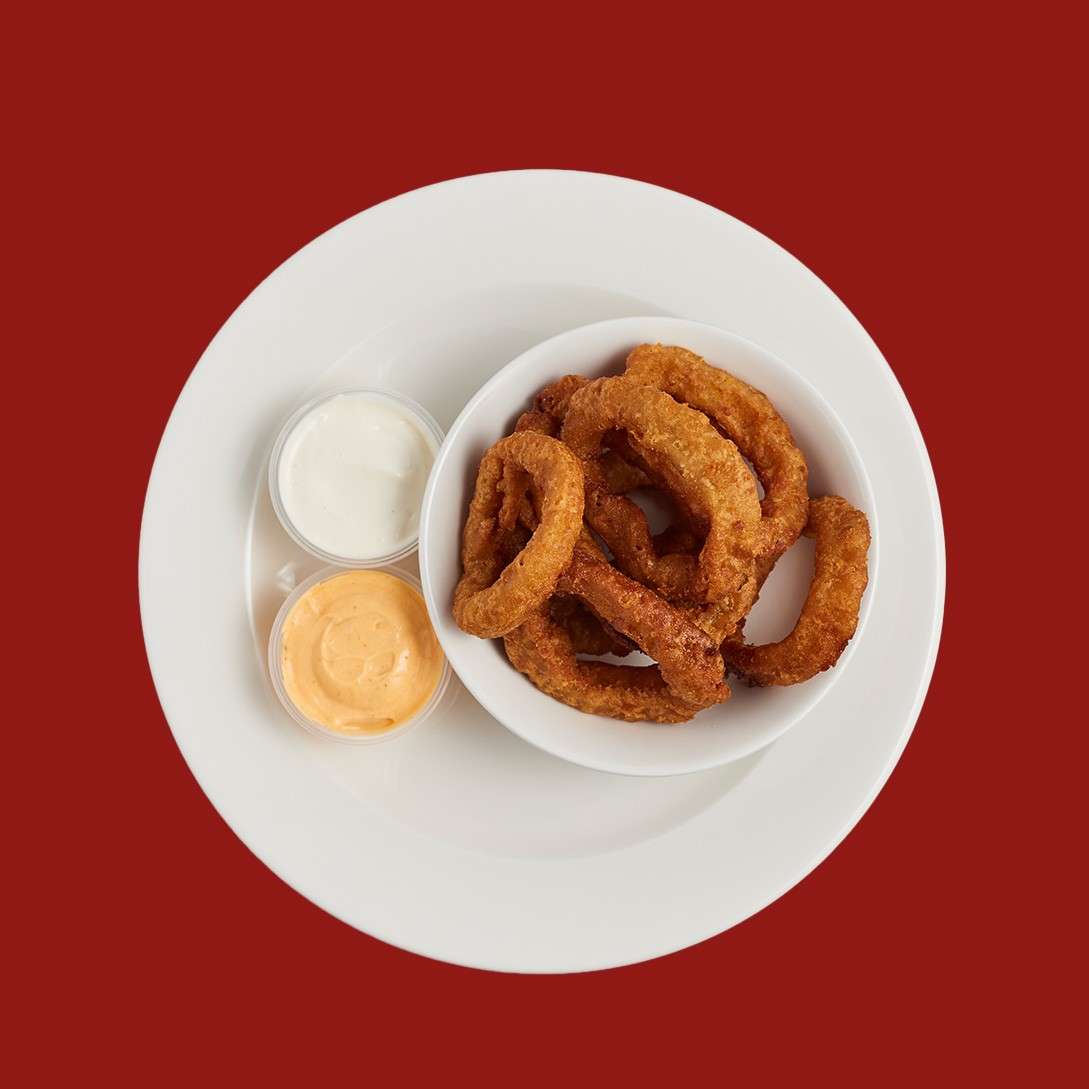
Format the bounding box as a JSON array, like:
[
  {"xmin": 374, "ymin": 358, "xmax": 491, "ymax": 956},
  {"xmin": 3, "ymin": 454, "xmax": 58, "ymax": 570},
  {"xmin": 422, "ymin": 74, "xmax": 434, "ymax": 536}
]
[{"xmin": 419, "ymin": 316, "xmax": 877, "ymax": 776}]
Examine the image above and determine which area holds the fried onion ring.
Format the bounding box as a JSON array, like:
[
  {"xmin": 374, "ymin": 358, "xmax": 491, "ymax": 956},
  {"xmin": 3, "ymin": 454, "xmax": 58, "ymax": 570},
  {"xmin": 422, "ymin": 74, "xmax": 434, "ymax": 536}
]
[
  {"xmin": 496, "ymin": 499, "xmax": 730, "ymax": 716},
  {"xmin": 723, "ymin": 496, "xmax": 870, "ymax": 686},
  {"xmin": 625, "ymin": 344, "xmax": 809, "ymax": 566},
  {"xmin": 561, "ymin": 376, "xmax": 762, "ymax": 613},
  {"xmin": 499, "ymin": 391, "xmax": 654, "ymax": 540},
  {"xmin": 532, "ymin": 375, "xmax": 650, "ymax": 493},
  {"xmin": 557, "ymin": 551, "xmax": 729, "ymax": 708},
  {"xmin": 580, "ymin": 479, "xmax": 706, "ymax": 602},
  {"xmin": 535, "ymin": 372, "xmax": 740, "ymax": 593},
  {"xmin": 549, "ymin": 596, "xmax": 634, "ymax": 658},
  {"xmin": 495, "ymin": 456, "xmax": 638, "ymax": 657},
  {"xmin": 453, "ymin": 432, "xmax": 584, "ymax": 638},
  {"xmin": 503, "ymin": 607, "xmax": 706, "ymax": 724}
]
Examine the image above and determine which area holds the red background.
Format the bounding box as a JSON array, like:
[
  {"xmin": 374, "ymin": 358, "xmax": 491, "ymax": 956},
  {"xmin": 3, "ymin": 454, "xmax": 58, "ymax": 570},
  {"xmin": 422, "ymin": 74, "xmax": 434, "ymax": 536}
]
[{"xmin": 12, "ymin": 3, "xmax": 1079, "ymax": 1081}]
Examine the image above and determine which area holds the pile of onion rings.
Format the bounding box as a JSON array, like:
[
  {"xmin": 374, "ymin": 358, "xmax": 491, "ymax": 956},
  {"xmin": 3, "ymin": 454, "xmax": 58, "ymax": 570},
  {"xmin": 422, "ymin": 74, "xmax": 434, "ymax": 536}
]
[{"xmin": 454, "ymin": 344, "xmax": 871, "ymax": 723}]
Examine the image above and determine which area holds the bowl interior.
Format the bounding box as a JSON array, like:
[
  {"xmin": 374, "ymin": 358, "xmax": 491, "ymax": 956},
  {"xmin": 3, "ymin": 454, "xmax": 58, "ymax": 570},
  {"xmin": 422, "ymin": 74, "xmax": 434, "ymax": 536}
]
[{"xmin": 419, "ymin": 317, "xmax": 876, "ymax": 776}]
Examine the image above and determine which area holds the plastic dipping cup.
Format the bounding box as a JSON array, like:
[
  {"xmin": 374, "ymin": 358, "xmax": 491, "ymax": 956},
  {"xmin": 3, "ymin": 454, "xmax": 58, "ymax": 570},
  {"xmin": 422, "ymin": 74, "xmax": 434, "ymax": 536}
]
[
  {"xmin": 268, "ymin": 388, "xmax": 444, "ymax": 567},
  {"xmin": 268, "ymin": 567, "xmax": 451, "ymax": 745}
]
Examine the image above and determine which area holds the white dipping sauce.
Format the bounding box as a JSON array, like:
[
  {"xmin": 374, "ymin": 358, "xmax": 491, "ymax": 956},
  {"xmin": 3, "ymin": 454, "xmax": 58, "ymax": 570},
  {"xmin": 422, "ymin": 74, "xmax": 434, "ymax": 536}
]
[{"xmin": 277, "ymin": 393, "xmax": 438, "ymax": 561}]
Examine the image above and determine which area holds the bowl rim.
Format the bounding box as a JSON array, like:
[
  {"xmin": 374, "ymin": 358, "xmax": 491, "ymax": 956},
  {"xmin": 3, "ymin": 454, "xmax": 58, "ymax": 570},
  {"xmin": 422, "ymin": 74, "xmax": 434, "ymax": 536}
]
[{"xmin": 419, "ymin": 315, "xmax": 878, "ymax": 776}]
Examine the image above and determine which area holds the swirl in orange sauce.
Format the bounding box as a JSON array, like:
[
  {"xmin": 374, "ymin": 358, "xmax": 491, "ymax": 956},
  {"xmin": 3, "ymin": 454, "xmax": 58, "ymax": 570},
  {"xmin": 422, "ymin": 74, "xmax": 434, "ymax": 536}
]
[{"xmin": 280, "ymin": 571, "xmax": 443, "ymax": 734}]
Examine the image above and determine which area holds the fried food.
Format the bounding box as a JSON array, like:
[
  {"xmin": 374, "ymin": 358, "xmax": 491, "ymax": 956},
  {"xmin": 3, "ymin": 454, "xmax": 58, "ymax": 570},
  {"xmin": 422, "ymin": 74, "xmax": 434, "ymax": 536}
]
[
  {"xmin": 651, "ymin": 520, "xmax": 700, "ymax": 556},
  {"xmin": 453, "ymin": 432, "xmax": 584, "ymax": 638},
  {"xmin": 561, "ymin": 376, "xmax": 762, "ymax": 616},
  {"xmin": 503, "ymin": 606, "xmax": 705, "ymax": 724},
  {"xmin": 548, "ymin": 596, "xmax": 634, "ymax": 658},
  {"xmin": 534, "ymin": 373, "xmax": 585, "ymax": 419},
  {"xmin": 723, "ymin": 496, "xmax": 870, "ymax": 686},
  {"xmin": 494, "ymin": 493, "xmax": 729, "ymax": 716},
  {"xmin": 453, "ymin": 344, "xmax": 872, "ymax": 725},
  {"xmin": 625, "ymin": 344, "xmax": 809, "ymax": 568},
  {"xmin": 495, "ymin": 460, "xmax": 637, "ymax": 657},
  {"xmin": 581, "ymin": 481, "xmax": 705, "ymax": 601},
  {"xmin": 531, "ymin": 375, "xmax": 650, "ymax": 493},
  {"xmin": 496, "ymin": 402, "xmax": 605, "ymax": 535},
  {"xmin": 509, "ymin": 382, "xmax": 700, "ymax": 572},
  {"xmin": 557, "ymin": 551, "xmax": 729, "ymax": 708}
]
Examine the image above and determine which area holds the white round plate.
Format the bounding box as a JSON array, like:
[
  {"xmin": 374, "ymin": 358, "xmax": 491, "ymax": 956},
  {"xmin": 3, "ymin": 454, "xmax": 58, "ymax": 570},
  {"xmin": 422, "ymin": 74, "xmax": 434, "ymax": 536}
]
[
  {"xmin": 140, "ymin": 171, "xmax": 943, "ymax": 973},
  {"xmin": 420, "ymin": 316, "xmax": 878, "ymax": 776}
]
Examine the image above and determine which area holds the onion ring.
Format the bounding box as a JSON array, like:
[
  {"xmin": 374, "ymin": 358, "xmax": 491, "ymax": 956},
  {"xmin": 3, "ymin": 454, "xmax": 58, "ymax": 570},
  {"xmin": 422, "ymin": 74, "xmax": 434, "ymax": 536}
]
[
  {"xmin": 723, "ymin": 496, "xmax": 870, "ymax": 686},
  {"xmin": 580, "ymin": 480, "xmax": 704, "ymax": 601},
  {"xmin": 624, "ymin": 344, "xmax": 808, "ymax": 566},
  {"xmin": 505, "ymin": 398, "xmax": 699, "ymax": 582},
  {"xmin": 503, "ymin": 606, "xmax": 708, "ymax": 724},
  {"xmin": 499, "ymin": 390, "xmax": 661, "ymax": 551},
  {"xmin": 561, "ymin": 376, "xmax": 762, "ymax": 612},
  {"xmin": 497, "ymin": 497, "xmax": 730, "ymax": 715},
  {"xmin": 495, "ymin": 456, "xmax": 636, "ymax": 657},
  {"xmin": 557, "ymin": 551, "xmax": 729, "ymax": 707},
  {"xmin": 533, "ymin": 375, "xmax": 650, "ymax": 493},
  {"xmin": 549, "ymin": 596, "xmax": 634, "ymax": 658},
  {"xmin": 453, "ymin": 431, "xmax": 584, "ymax": 638},
  {"xmin": 535, "ymin": 372, "xmax": 739, "ymax": 591}
]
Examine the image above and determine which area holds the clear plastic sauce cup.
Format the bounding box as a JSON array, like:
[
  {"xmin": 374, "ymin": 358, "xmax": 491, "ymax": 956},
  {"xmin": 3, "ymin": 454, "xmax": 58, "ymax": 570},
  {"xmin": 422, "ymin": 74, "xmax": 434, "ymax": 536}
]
[
  {"xmin": 268, "ymin": 388, "xmax": 444, "ymax": 568},
  {"xmin": 268, "ymin": 566, "xmax": 451, "ymax": 745}
]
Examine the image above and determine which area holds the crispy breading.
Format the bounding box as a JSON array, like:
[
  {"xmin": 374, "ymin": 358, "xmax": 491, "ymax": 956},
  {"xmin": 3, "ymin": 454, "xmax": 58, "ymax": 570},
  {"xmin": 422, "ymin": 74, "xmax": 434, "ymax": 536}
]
[
  {"xmin": 548, "ymin": 596, "xmax": 634, "ymax": 658},
  {"xmin": 625, "ymin": 344, "xmax": 808, "ymax": 567},
  {"xmin": 503, "ymin": 605, "xmax": 704, "ymax": 724},
  {"xmin": 562, "ymin": 376, "xmax": 762, "ymax": 618},
  {"xmin": 453, "ymin": 432, "xmax": 584, "ymax": 638},
  {"xmin": 724, "ymin": 497, "xmax": 870, "ymax": 685},
  {"xmin": 457, "ymin": 349, "xmax": 872, "ymax": 724},
  {"xmin": 558, "ymin": 551, "xmax": 729, "ymax": 708}
]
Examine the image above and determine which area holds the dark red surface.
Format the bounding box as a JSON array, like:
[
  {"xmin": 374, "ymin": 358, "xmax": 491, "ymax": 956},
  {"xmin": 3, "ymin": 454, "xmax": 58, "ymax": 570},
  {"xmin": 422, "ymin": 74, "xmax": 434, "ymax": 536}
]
[{"xmin": 13, "ymin": 4, "xmax": 1079, "ymax": 1080}]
